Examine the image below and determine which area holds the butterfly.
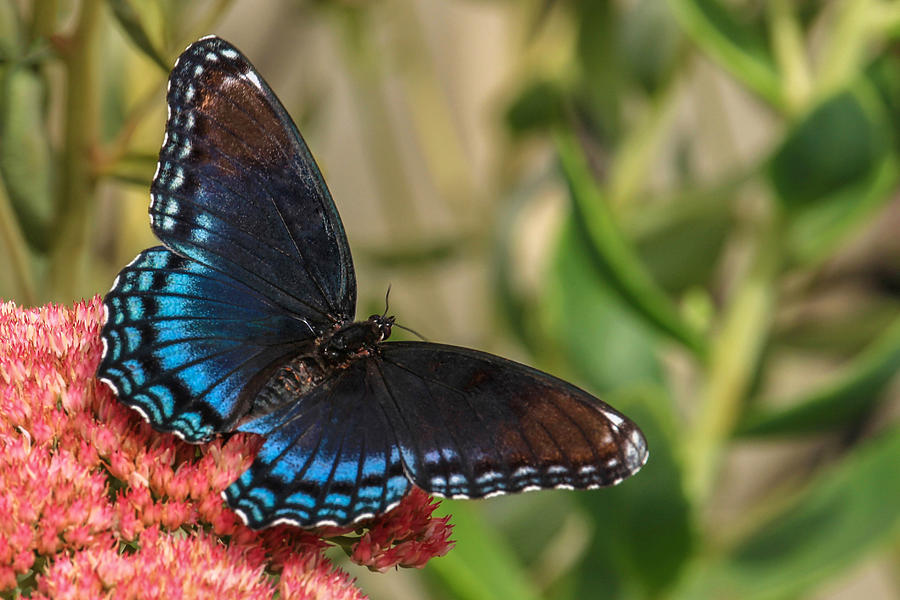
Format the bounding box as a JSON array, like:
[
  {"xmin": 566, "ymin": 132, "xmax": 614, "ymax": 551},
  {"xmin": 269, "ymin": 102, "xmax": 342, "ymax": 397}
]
[{"xmin": 97, "ymin": 36, "xmax": 649, "ymax": 529}]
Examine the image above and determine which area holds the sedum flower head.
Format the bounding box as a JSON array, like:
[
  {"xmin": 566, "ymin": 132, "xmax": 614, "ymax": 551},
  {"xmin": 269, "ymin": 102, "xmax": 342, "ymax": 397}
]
[{"xmin": 0, "ymin": 297, "xmax": 454, "ymax": 597}]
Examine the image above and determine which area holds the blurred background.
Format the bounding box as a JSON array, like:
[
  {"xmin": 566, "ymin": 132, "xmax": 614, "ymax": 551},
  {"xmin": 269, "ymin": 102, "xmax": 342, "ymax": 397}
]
[{"xmin": 2, "ymin": 1, "xmax": 900, "ymax": 598}]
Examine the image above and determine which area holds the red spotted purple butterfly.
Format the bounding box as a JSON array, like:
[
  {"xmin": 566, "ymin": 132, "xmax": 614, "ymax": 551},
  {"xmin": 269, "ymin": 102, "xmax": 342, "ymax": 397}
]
[{"xmin": 97, "ymin": 36, "xmax": 648, "ymax": 529}]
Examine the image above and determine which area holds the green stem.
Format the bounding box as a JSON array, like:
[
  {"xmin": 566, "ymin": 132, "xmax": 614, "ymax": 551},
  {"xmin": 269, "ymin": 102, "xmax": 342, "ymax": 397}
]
[
  {"xmin": 607, "ymin": 59, "xmax": 682, "ymax": 211},
  {"xmin": 0, "ymin": 171, "xmax": 37, "ymax": 304},
  {"xmin": 28, "ymin": 0, "xmax": 57, "ymax": 44},
  {"xmin": 49, "ymin": 0, "xmax": 101, "ymax": 301},
  {"xmin": 687, "ymin": 206, "xmax": 781, "ymax": 501},
  {"xmin": 816, "ymin": 0, "xmax": 872, "ymax": 98},
  {"xmin": 668, "ymin": 0, "xmax": 781, "ymax": 107},
  {"xmin": 767, "ymin": 0, "xmax": 811, "ymax": 114}
]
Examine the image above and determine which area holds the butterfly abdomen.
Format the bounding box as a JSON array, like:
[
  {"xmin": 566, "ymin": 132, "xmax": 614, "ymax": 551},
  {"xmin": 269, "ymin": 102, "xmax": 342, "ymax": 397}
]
[{"xmin": 248, "ymin": 355, "xmax": 329, "ymax": 421}]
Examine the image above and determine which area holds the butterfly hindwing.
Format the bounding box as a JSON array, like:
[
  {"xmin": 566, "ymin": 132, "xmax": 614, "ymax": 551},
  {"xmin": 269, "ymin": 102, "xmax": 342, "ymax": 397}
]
[
  {"xmin": 98, "ymin": 246, "xmax": 316, "ymax": 442},
  {"xmin": 225, "ymin": 360, "xmax": 410, "ymax": 528},
  {"xmin": 150, "ymin": 36, "xmax": 355, "ymax": 324},
  {"xmin": 371, "ymin": 343, "xmax": 648, "ymax": 499}
]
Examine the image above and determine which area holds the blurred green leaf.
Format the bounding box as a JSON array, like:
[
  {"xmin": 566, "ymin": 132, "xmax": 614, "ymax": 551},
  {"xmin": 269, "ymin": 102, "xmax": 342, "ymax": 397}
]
[
  {"xmin": 0, "ymin": 66, "xmax": 54, "ymax": 253},
  {"xmin": 361, "ymin": 234, "xmax": 473, "ymax": 269},
  {"xmin": 620, "ymin": 0, "xmax": 682, "ymax": 94},
  {"xmin": 682, "ymin": 426, "xmax": 900, "ymax": 599},
  {"xmin": 555, "ymin": 129, "xmax": 707, "ymax": 359},
  {"xmin": 574, "ymin": 0, "xmax": 621, "ymax": 137},
  {"xmin": 573, "ymin": 387, "xmax": 694, "ymax": 599},
  {"xmin": 543, "ymin": 217, "xmax": 663, "ymax": 392},
  {"xmin": 634, "ymin": 203, "xmax": 730, "ymax": 293},
  {"xmin": 867, "ymin": 53, "xmax": 900, "ymax": 154},
  {"xmin": 108, "ymin": 0, "xmax": 168, "ymax": 72},
  {"xmin": 668, "ymin": 0, "xmax": 779, "ymax": 105},
  {"xmin": 737, "ymin": 315, "xmax": 900, "ymax": 437},
  {"xmin": 772, "ymin": 86, "xmax": 898, "ymax": 265},
  {"xmin": 506, "ymin": 80, "xmax": 566, "ymax": 136},
  {"xmin": 770, "ymin": 88, "xmax": 890, "ymax": 210},
  {"xmin": 425, "ymin": 502, "xmax": 542, "ymax": 600}
]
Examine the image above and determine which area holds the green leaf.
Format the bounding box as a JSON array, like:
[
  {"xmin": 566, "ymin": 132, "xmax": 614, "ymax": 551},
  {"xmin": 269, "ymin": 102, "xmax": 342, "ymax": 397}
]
[
  {"xmin": 424, "ymin": 502, "xmax": 543, "ymax": 600},
  {"xmin": 770, "ymin": 85, "xmax": 898, "ymax": 265},
  {"xmin": 573, "ymin": 387, "xmax": 695, "ymax": 598},
  {"xmin": 543, "ymin": 217, "xmax": 663, "ymax": 393},
  {"xmin": 574, "ymin": 0, "xmax": 622, "ymax": 136},
  {"xmin": 770, "ymin": 88, "xmax": 890, "ymax": 211},
  {"xmin": 737, "ymin": 315, "xmax": 900, "ymax": 437},
  {"xmin": 108, "ymin": 0, "xmax": 169, "ymax": 72},
  {"xmin": 668, "ymin": 0, "xmax": 780, "ymax": 106},
  {"xmin": 620, "ymin": 0, "xmax": 682, "ymax": 94},
  {"xmin": 634, "ymin": 203, "xmax": 730, "ymax": 293},
  {"xmin": 506, "ymin": 80, "xmax": 566, "ymax": 136},
  {"xmin": 683, "ymin": 426, "xmax": 900, "ymax": 599},
  {"xmin": 555, "ymin": 129, "xmax": 707, "ymax": 359}
]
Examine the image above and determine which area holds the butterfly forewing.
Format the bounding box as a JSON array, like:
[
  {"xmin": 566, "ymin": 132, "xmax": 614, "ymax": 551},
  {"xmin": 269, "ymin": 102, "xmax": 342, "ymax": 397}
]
[
  {"xmin": 151, "ymin": 36, "xmax": 355, "ymax": 324},
  {"xmin": 371, "ymin": 343, "xmax": 648, "ymax": 498}
]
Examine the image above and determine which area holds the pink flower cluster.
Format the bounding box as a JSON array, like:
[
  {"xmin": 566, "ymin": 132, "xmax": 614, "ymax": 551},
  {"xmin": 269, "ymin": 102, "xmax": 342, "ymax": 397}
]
[{"xmin": 0, "ymin": 297, "xmax": 454, "ymax": 598}]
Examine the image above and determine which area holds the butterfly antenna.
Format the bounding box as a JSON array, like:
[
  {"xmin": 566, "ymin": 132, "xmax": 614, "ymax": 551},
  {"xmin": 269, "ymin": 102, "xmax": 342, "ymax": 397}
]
[
  {"xmin": 394, "ymin": 322, "xmax": 428, "ymax": 341},
  {"xmin": 382, "ymin": 284, "xmax": 392, "ymax": 317}
]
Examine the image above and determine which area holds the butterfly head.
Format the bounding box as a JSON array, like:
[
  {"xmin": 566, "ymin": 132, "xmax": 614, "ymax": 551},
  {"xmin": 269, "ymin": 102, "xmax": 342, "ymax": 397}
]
[
  {"xmin": 319, "ymin": 314, "xmax": 395, "ymax": 364},
  {"xmin": 368, "ymin": 313, "xmax": 395, "ymax": 342}
]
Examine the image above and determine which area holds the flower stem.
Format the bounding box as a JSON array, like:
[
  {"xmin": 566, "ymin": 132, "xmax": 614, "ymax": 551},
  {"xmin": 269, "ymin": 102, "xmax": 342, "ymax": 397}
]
[
  {"xmin": 687, "ymin": 205, "xmax": 781, "ymax": 502},
  {"xmin": 0, "ymin": 172, "xmax": 36, "ymax": 304},
  {"xmin": 49, "ymin": 0, "xmax": 101, "ymax": 301}
]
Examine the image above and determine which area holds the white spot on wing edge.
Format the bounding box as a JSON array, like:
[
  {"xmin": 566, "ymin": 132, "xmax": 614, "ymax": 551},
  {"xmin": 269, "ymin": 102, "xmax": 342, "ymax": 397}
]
[
  {"xmin": 513, "ymin": 465, "xmax": 537, "ymax": 478},
  {"xmin": 125, "ymin": 252, "xmax": 145, "ymax": 268},
  {"xmin": 243, "ymin": 70, "xmax": 263, "ymax": 90},
  {"xmin": 100, "ymin": 336, "xmax": 108, "ymax": 361},
  {"xmin": 130, "ymin": 403, "xmax": 151, "ymax": 424},
  {"xmin": 604, "ymin": 410, "xmax": 625, "ymax": 428},
  {"xmin": 99, "ymin": 377, "xmax": 119, "ymax": 396}
]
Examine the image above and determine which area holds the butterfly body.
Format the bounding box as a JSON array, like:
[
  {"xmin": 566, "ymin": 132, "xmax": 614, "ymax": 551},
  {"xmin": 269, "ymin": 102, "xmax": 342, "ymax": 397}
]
[{"xmin": 98, "ymin": 36, "xmax": 648, "ymax": 529}]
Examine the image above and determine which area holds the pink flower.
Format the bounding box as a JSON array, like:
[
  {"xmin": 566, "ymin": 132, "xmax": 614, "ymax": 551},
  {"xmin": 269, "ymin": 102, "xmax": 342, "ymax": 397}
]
[
  {"xmin": 350, "ymin": 488, "xmax": 455, "ymax": 572},
  {"xmin": 0, "ymin": 297, "xmax": 454, "ymax": 597}
]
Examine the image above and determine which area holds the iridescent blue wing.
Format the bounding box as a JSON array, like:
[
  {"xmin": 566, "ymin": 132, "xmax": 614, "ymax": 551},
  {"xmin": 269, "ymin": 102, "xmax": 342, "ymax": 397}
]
[
  {"xmin": 224, "ymin": 360, "xmax": 410, "ymax": 528},
  {"xmin": 98, "ymin": 247, "xmax": 315, "ymax": 442},
  {"xmin": 223, "ymin": 342, "xmax": 647, "ymax": 528},
  {"xmin": 373, "ymin": 343, "xmax": 648, "ymax": 499},
  {"xmin": 151, "ymin": 36, "xmax": 355, "ymax": 323}
]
